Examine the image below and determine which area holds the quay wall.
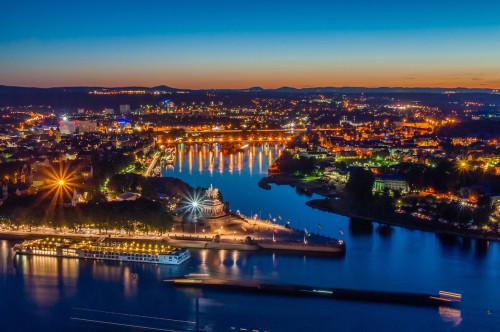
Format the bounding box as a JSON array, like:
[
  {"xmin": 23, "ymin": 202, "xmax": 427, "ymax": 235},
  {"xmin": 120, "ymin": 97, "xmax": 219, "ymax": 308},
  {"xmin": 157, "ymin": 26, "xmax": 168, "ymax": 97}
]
[
  {"xmin": 0, "ymin": 231, "xmax": 346, "ymax": 256},
  {"xmin": 258, "ymin": 241, "xmax": 345, "ymax": 254}
]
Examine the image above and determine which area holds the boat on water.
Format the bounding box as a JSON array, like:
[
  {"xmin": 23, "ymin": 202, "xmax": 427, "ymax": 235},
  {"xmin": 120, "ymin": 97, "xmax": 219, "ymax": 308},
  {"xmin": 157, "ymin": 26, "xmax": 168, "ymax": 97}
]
[
  {"xmin": 166, "ymin": 275, "xmax": 462, "ymax": 307},
  {"xmin": 165, "ymin": 155, "xmax": 175, "ymax": 164},
  {"xmin": 13, "ymin": 238, "xmax": 190, "ymax": 265},
  {"xmin": 161, "ymin": 149, "xmax": 176, "ymax": 164}
]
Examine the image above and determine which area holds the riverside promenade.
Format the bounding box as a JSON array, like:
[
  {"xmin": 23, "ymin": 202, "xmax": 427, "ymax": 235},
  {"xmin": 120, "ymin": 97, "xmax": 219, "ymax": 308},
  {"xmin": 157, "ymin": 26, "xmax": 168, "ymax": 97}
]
[
  {"xmin": 169, "ymin": 212, "xmax": 345, "ymax": 255},
  {"xmin": 0, "ymin": 215, "xmax": 346, "ymax": 256}
]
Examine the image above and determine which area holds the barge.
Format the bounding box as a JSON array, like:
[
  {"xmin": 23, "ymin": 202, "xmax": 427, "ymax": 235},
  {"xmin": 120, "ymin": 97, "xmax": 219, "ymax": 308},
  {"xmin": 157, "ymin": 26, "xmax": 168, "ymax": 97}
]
[
  {"xmin": 166, "ymin": 275, "xmax": 461, "ymax": 307},
  {"xmin": 13, "ymin": 238, "xmax": 190, "ymax": 265}
]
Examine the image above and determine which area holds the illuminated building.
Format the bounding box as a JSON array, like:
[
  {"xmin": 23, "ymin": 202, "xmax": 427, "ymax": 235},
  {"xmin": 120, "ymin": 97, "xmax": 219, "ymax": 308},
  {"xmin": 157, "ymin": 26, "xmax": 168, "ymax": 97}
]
[{"xmin": 373, "ymin": 175, "xmax": 409, "ymax": 193}]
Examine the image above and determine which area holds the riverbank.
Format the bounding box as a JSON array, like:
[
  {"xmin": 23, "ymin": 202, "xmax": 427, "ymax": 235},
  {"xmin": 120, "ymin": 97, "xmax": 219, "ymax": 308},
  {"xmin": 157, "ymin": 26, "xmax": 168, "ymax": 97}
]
[
  {"xmin": 258, "ymin": 174, "xmax": 500, "ymax": 243},
  {"xmin": 307, "ymin": 198, "xmax": 500, "ymax": 243},
  {"xmin": 259, "ymin": 174, "xmax": 337, "ymax": 197},
  {"xmin": 0, "ymin": 225, "xmax": 345, "ymax": 256}
]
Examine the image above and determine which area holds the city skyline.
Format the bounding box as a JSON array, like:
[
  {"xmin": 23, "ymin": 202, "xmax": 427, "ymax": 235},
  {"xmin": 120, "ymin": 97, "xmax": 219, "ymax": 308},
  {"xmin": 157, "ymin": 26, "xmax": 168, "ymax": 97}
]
[
  {"xmin": 1, "ymin": 0, "xmax": 500, "ymax": 89},
  {"xmin": 2, "ymin": 2, "xmax": 500, "ymax": 331}
]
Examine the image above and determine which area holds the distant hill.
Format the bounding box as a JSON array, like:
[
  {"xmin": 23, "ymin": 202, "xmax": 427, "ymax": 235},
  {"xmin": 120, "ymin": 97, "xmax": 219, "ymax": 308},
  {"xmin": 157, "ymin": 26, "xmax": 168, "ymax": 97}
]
[
  {"xmin": 0, "ymin": 84, "xmax": 495, "ymax": 95},
  {"xmin": 437, "ymin": 119, "xmax": 500, "ymax": 139},
  {"xmin": 0, "ymin": 84, "xmax": 497, "ymax": 109}
]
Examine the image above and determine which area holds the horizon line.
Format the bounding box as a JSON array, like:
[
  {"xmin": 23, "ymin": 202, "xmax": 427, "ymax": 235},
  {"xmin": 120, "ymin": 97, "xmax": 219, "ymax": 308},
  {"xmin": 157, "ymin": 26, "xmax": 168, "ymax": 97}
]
[{"xmin": 1, "ymin": 84, "xmax": 497, "ymax": 91}]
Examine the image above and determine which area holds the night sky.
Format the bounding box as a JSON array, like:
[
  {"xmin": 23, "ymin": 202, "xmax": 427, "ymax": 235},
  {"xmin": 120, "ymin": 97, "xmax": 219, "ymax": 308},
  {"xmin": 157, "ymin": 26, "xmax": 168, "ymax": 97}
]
[{"xmin": 1, "ymin": 0, "xmax": 499, "ymax": 88}]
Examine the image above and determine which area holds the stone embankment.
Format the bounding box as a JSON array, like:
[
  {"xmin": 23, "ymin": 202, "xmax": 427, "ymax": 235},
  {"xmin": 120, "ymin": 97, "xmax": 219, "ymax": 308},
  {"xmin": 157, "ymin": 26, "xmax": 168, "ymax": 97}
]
[
  {"xmin": 166, "ymin": 235, "xmax": 345, "ymax": 255},
  {"xmin": 1, "ymin": 231, "xmax": 346, "ymax": 256}
]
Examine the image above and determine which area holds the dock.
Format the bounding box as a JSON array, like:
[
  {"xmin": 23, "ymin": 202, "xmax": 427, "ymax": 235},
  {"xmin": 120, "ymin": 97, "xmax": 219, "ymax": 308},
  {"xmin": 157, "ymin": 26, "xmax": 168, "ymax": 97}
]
[
  {"xmin": 257, "ymin": 240, "xmax": 345, "ymax": 255},
  {"xmin": 165, "ymin": 276, "xmax": 461, "ymax": 307},
  {"xmin": 165, "ymin": 235, "xmax": 345, "ymax": 255}
]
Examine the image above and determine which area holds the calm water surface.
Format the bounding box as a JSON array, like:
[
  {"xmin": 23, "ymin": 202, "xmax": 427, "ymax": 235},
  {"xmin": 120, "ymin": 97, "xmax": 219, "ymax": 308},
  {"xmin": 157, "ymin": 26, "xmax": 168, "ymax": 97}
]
[{"xmin": 1, "ymin": 144, "xmax": 499, "ymax": 331}]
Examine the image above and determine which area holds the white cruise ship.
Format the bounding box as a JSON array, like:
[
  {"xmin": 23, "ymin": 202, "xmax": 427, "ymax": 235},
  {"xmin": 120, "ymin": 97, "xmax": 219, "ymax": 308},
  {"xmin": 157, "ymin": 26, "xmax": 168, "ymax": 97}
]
[{"xmin": 13, "ymin": 238, "xmax": 190, "ymax": 265}]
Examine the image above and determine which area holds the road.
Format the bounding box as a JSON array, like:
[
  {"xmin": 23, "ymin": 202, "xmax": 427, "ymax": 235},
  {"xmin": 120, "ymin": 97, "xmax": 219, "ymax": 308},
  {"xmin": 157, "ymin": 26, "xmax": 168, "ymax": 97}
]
[{"xmin": 143, "ymin": 152, "xmax": 160, "ymax": 177}]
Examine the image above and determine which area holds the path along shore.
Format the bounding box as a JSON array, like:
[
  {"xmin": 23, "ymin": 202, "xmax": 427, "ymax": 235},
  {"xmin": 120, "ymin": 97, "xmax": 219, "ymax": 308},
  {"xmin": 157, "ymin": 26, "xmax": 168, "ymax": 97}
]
[{"xmin": 0, "ymin": 223, "xmax": 345, "ymax": 256}]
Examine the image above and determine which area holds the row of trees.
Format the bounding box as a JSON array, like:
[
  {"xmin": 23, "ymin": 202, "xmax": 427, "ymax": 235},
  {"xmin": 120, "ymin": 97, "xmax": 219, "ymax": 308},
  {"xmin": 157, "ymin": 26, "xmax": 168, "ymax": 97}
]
[
  {"xmin": 107, "ymin": 174, "xmax": 193, "ymax": 200},
  {"xmin": 0, "ymin": 173, "xmax": 218, "ymax": 234},
  {"xmin": 92, "ymin": 151, "xmax": 135, "ymax": 185},
  {"xmin": 273, "ymin": 151, "xmax": 316, "ymax": 176},
  {"xmin": 0, "ymin": 195, "xmax": 174, "ymax": 235},
  {"xmin": 436, "ymin": 202, "xmax": 491, "ymax": 225},
  {"xmin": 403, "ymin": 160, "xmax": 500, "ymax": 193},
  {"xmin": 345, "ymin": 167, "xmax": 375, "ymax": 200},
  {"xmin": 404, "ymin": 194, "xmax": 494, "ymax": 226},
  {"xmin": 343, "ymin": 166, "xmax": 495, "ymax": 226}
]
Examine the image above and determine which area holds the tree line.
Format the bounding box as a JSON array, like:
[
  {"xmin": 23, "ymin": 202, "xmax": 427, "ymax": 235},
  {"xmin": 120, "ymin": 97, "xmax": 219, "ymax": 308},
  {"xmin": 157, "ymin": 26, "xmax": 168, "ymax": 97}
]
[{"xmin": 0, "ymin": 195, "xmax": 174, "ymax": 235}]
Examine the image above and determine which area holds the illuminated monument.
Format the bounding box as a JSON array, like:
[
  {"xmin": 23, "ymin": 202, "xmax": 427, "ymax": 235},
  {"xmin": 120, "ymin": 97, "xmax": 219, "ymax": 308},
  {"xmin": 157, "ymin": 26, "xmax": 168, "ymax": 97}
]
[{"xmin": 199, "ymin": 184, "xmax": 226, "ymax": 218}]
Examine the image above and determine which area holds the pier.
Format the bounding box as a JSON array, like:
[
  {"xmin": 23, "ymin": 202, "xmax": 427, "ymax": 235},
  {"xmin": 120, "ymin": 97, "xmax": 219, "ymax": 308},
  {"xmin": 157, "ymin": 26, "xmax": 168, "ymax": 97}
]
[
  {"xmin": 0, "ymin": 229, "xmax": 345, "ymax": 256},
  {"xmin": 166, "ymin": 234, "xmax": 345, "ymax": 255}
]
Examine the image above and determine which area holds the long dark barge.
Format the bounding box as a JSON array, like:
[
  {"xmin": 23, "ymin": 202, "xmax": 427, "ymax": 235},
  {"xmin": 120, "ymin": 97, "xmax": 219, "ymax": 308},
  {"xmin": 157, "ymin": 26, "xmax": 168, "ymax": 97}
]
[{"xmin": 165, "ymin": 276, "xmax": 461, "ymax": 307}]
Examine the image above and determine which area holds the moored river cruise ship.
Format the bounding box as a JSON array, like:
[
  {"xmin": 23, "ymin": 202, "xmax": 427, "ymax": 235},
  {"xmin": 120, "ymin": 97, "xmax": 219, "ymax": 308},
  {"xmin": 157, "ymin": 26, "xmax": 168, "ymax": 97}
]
[{"xmin": 13, "ymin": 238, "xmax": 190, "ymax": 265}]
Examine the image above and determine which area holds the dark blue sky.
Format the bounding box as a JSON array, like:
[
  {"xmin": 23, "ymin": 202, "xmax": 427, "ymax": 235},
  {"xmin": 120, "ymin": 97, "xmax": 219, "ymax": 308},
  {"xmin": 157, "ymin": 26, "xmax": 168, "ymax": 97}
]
[{"xmin": 1, "ymin": 0, "xmax": 499, "ymax": 88}]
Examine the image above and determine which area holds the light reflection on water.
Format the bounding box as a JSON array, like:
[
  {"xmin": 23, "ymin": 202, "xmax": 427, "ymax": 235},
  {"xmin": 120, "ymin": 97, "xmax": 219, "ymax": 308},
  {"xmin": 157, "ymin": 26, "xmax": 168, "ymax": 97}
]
[
  {"xmin": 7, "ymin": 244, "xmax": 340, "ymax": 286},
  {"xmin": 166, "ymin": 143, "xmax": 282, "ymax": 178},
  {"xmin": 3, "ymin": 239, "xmax": 498, "ymax": 331},
  {"xmin": 2, "ymin": 142, "xmax": 500, "ymax": 330},
  {"xmin": 160, "ymin": 143, "xmax": 500, "ymax": 330},
  {"xmin": 163, "ymin": 143, "xmax": 309, "ymax": 228}
]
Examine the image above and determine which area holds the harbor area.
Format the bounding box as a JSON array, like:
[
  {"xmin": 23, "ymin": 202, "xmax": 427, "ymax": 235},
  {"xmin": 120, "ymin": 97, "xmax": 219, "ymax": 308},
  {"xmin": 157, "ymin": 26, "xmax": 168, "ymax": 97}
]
[
  {"xmin": 170, "ymin": 212, "xmax": 345, "ymax": 255},
  {"xmin": 1, "ymin": 213, "xmax": 345, "ymax": 256},
  {"xmin": 170, "ymin": 184, "xmax": 345, "ymax": 255},
  {"xmin": 1, "ymin": 184, "xmax": 345, "ymax": 256}
]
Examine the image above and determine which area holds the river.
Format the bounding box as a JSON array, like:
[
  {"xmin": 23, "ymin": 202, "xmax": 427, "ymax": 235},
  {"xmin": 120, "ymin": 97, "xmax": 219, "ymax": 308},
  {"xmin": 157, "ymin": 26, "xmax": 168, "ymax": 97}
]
[{"xmin": 0, "ymin": 143, "xmax": 498, "ymax": 331}]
